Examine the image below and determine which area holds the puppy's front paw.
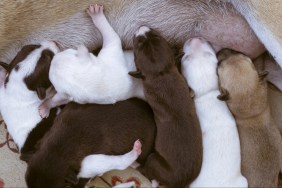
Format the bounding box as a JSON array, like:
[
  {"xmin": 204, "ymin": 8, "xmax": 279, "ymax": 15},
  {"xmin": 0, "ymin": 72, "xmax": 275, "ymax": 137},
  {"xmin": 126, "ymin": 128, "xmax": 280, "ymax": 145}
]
[
  {"xmin": 87, "ymin": 4, "xmax": 104, "ymax": 17},
  {"xmin": 38, "ymin": 103, "xmax": 50, "ymax": 119}
]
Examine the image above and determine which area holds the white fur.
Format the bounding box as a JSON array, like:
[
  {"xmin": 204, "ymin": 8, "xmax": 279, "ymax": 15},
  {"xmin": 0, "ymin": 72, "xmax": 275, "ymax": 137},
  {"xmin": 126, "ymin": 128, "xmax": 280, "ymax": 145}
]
[
  {"xmin": 181, "ymin": 38, "xmax": 248, "ymax": 187},
  {"xmin": 49, "ymin": 48, "xmax": 143, "ymax": 104},
  {"xmin": 112, "ymin": 181, "xmax": 135, "ymax": 188},
  {"xmin": 0, "ymin": 41, "xmax": 59, "ymax": 149},
  {"xmin": 78, "ymin": 139, "xmax": 142, "ymax": 178},
  {"xmin": 45, "ymin": 5, "xmax": 144, "ymax": 111},
  {"xmin": 135, "ymin": 26, "xmax": 150, "ymax": 37}
]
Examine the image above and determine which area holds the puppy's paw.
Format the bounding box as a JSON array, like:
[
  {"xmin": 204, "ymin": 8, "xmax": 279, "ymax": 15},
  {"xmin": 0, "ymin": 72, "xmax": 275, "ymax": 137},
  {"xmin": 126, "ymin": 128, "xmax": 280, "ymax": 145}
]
[
  {"xmin": 87, "ymin": 4, "xmax": 104, "ymax": 17},
  {"xmin": 133, "ymin": 139, "xmax": 142, "ymax": 156},
  {"xmin": 38, "ymin": 103, "xmax": 50, "ymax": 119}
]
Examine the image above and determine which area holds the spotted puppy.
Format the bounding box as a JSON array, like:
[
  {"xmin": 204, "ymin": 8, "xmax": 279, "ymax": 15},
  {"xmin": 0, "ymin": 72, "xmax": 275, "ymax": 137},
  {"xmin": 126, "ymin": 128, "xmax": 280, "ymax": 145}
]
[
  {"xmin": 130, "ymin": 26, "xmax": 202, "ymax": 187},
  {"xmin": 217, "ymin": 49, "xmax": 282, "ymax": 187},
  {"xmin": 181, "ymin": 38, "xmax": 247, "ymax": 187},
  {"xmin": 0, "ymin": 41, "xmax": 59, "ymax": 162},
  {"xmin": 25, "ymin": 98, "xmax": 156, "ymax": 188},
  {"xmin": 38, "ymin": 4, "xmax": 143, "ymax": 118}
]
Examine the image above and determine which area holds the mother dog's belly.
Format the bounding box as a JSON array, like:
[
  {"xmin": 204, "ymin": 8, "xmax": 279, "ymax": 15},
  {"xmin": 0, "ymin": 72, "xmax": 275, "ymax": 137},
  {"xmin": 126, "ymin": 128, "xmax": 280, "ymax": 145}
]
[{"xmin": 0, "ymin": 0, "xmax": 264, "ymax": 62}]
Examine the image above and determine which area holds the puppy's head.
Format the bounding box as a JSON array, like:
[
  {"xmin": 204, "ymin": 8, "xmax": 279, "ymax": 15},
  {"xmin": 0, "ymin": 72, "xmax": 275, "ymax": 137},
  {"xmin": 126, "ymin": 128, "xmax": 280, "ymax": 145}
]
[
  {"xmin": 217, "ymin": 49, "xmax": 268, "ymax": 115},
  {"xmin": 23, "ymin": 41, "xmax": 59, "ymax": 100},
  {"xmin": 181, "ymin": 37, "xmax": 218, "ymax": 96},
  {"xmin": 130, "ymin": 26, "xmax": 174, "ymax": 79}
]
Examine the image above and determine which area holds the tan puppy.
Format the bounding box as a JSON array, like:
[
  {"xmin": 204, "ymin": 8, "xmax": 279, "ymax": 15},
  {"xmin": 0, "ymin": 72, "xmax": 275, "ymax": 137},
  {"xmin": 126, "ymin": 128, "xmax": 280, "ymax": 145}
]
[
  {"xmin": 217, "ymin": 49, "xmax": 282, "ymax": 187},
  {"xmin": 268, "ymin": 83, "xmax": 282, "ymax": 137},
  {"xmin": 254, "ymin": 53, "xmax": 282, "ymax": 136}
]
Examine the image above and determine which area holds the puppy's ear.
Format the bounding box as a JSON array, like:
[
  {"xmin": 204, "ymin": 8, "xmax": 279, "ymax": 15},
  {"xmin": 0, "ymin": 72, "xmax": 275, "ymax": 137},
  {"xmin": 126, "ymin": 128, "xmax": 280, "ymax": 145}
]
[
  {"xmin": 217, "ymin": 87, "xmax": 230, "ymax": 101},
  {"xmin": 258, "ymin": 70, "xmax": 269, "ymax": 80},
  {"xmin": 189, "ymin": 87, "xmax": 195, "ymax": 99},
  {"xmin": 20, "ymin": 152, "xmax": 34, "ymax": 163},
  {"xmin": 0, "ymin": 61, "xmax": 9, "ymax": 71},
  {"xmin": 128, "ymin": 70, "xmax": 145, "ymax": 79},
  {"xmin": 65, "ymin": 167, "xmax": 79, "ymax": 185},
  {"xmin": 0, "ymin": 62, "xmax": 8, "ymax": 86},
  {"xmin": 24, "ymin": 49, "xmax": 54, "ymax": 99},
  {"xmin": 36, "ymin": 87, "xmax": 46, "ymax": 100}
]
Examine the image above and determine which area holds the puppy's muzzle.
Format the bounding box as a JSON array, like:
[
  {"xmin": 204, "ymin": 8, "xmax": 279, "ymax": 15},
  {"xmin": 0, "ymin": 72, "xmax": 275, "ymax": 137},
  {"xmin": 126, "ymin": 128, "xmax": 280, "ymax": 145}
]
[{"xmin": 135, "ymin": 26, "xmax": 151, "ymax": 37}]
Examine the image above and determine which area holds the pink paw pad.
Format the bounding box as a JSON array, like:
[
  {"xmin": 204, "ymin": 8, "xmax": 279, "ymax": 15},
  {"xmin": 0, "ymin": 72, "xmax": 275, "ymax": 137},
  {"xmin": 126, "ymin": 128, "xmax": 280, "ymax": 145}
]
[
  {"xmin": 38, "ymin": 104, "xmax": 49, "ymax": 119},
  {"xmin": 133, "ymin": 140, "xmax": 142, "ymax": 156},
  {"xmin": 87, "ymin": 4, "xmax": 103, "ymax": 15}
]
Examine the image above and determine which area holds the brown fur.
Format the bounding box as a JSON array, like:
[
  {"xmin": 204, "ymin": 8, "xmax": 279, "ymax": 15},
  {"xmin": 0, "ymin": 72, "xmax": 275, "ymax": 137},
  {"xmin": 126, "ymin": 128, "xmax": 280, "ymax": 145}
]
[
  {"xmin": 217, "ymin": 49, "xmax": 282, "ymax": 187},
  {"xmin": 268, "ymin": 83, "xmax": 282, "ymax": 137},
  {"xmin": 131, "ymin": 28, "xmax": 202, "ymax": 187},
  {"xmin": 25, "ymin": 99, "xmax": 156, "ymax": 188}
]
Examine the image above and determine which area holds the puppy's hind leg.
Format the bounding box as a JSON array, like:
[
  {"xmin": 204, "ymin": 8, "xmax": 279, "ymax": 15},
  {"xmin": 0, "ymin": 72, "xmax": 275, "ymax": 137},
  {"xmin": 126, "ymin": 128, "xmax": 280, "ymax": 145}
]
[
  {"xmin": 139, "ymin": 152, "xmax": 182, "ymax": 187},
  {"xmin": 38, "ymin": 92, "xmax": 71, "ymax": 118},
  {"xmin": 87, "ymin": 4, "xmax": 121, "ymax": 48},
  {"xmin": 78, "ymin": 140, "xmax": 142, "ymax": 178}
]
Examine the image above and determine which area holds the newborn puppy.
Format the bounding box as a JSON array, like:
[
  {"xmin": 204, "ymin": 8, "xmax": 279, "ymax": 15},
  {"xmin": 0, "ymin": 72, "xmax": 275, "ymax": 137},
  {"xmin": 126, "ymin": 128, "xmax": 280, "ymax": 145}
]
[
  {"xmin": 0, "ymin": 41, "xmax": 59, "ymax": 162},
  {"xmin": 217, "ymin": 49, "xmax": 282, "ymax": 187},
  {"xmin": 39, "ymin": 4, "xmax": 143, "ymax": 118},
  {"xmin": 25, "ymin": 98, "xmax": 156, "ymax": 188},
  {"xmin": 181, "ymin": 38, "xmax": 247, "ymax": 187},
  {"xmin": 130, "ymin": 26, "xmax": 202, "ymax": 187}
]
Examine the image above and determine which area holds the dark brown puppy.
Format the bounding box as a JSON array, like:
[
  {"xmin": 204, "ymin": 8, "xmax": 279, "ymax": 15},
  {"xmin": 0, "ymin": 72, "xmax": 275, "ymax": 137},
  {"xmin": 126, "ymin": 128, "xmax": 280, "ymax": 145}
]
[
  {"xmin": 129, "ymin": 26, "xmax": 202, "ymax": 187},
  {"xmin": 25, "ymin": 98, "xmax": 156, "ymax": 188}
]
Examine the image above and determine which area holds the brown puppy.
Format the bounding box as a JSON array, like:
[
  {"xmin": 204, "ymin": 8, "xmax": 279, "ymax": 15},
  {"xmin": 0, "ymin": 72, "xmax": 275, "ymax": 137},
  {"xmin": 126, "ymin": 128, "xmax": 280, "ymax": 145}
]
[
  {"xmin": 129, "ymin": 26, "xmax": 202, "ymax": 187},
  {"xmin": 25, "ymin": 98, "xmax": 156, "ymax": 188},
  {"xmin": 217, "ymin": 49, "xmax": 282, "ymax": 187}
]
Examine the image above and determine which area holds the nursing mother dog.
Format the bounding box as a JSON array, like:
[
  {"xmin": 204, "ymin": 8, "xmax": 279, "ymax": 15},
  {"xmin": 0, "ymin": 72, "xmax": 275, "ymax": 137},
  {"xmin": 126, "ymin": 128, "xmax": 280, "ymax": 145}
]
[
  {"xmin": 181, "ymin": 37, "xmax": 247, "ymax": 187},
  {"xmin": 217, "ymin": 49, "xmax": 282, "ymax": 187},
  {"xmin": 130, "ymin": 26, "xmax": 202, "ymax": 187}
]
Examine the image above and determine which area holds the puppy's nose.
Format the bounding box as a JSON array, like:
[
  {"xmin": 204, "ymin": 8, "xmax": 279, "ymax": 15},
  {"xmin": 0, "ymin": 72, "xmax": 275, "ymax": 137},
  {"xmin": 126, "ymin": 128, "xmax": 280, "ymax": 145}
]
[
  {"xmin": 135, "ymin": 26, "xmax": 151, "ymax": 37},
  {"xmin": 186, "ymin": 37, "xmax": 205, "ymax": 46}
]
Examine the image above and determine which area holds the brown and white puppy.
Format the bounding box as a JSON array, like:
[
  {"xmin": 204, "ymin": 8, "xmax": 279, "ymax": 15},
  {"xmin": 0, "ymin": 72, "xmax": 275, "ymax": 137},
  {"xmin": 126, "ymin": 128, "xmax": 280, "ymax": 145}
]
[
  {"xmin": 0, "ymin": 42, "xmax": 59, "ymax": 162},
  {"xmin": 217, "ymin": 49, "xmax": 282, "ymax": 187},
  {"xmin": 130, "ymin": 26, "xmax": 202, "ymax": 187},
  {"xmin": 25, "ymin": 98, "xmax": 156, "ymax": 188}
]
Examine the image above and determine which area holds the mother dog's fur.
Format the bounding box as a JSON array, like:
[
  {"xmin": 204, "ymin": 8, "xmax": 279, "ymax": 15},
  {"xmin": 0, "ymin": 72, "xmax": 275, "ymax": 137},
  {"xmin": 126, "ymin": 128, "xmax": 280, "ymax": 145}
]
[{"xmin": 0, "ymin": 0, "xmax": 264, "ymax": 64}]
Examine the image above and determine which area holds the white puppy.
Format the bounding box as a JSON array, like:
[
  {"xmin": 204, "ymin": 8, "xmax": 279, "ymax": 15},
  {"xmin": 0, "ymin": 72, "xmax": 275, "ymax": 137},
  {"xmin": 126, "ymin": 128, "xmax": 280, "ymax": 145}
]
[
  {"xmin": 181, "ymin": 37, "xmax": 248, "ymax": 187},
  {"xmin": 39, "ymin": 4, "xmax": 143, "ymax": 118},
  {"xmin": 0, "ymin": 41, "xmax": 59, "ymax": 157}
]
